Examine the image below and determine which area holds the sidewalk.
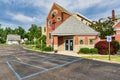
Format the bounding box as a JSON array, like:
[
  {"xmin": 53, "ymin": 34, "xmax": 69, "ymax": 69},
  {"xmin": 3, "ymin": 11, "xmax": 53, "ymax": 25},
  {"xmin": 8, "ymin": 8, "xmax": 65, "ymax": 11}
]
[{"xmin": 56, "ymin": 51, "xmax": 80, "ymax": 57}]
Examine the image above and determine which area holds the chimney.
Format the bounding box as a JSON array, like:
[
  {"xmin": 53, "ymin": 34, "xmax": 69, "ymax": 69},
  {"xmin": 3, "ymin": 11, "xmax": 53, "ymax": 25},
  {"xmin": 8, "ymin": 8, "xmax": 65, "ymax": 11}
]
[{"xmin": 112, "ymin": 10, "xmax": 115, "ymax": 23}]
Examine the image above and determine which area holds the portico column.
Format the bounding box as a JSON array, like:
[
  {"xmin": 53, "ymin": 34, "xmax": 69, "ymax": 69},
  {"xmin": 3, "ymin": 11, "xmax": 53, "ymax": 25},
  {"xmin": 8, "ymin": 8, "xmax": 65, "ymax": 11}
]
[
  {"xmin": 74, "ymin": 36, "xmax": 79, "ymax": 52},
  {"xmin": 53, "ymin": 36, "xmax": 58, "ymax": 50}
]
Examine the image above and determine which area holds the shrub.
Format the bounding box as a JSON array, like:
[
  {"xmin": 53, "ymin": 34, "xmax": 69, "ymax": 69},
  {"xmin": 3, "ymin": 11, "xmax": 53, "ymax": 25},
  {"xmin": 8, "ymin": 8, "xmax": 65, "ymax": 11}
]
[
  {"xmin": 95, "ymin": 41, "xmax": 117, "ymax": 55},
  {"xmin": 43, "ymin": 46, "xmax": 52, "ymax": 51},
  {"xmin": 25, "ymin": 40, "xmax": 30, "ymax": 45},
  {"xmin": 111, "ymin": 40, "xmax": 119, "ymax": 51},
  {"xmin": 0, "ymin": 38, "xmax": 5, "ymax": 43},
  {"xmin": 79, "ymin": 48, "xmax": 90, "ymax": 54},
  {"xmin": 90, "ymin": 48, "xmax": 98, "ymax": 54},
  {"xmin": 36, "ymin": 44, "xmax": 41, "ymax": 48},
  {"xmin": 25, "ymin": 40, "xmax": 34, "ymax": 45}
]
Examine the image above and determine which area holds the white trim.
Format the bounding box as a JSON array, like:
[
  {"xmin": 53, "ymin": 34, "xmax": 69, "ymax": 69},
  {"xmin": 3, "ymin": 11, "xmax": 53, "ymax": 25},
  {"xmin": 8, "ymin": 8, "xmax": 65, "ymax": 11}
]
[
  {"xmin": 48, "ymin": 32, "xmax": 51, "ymax": 40},
  {"xmin": 116, "ymin": 32, "xmax": 120, "ymax": 35},
  {"xmin": 57, "ymin": 16, "xmax": 61, "ymax": 21},
  {"xmin": 48, "ymin": 20, "xmax": 52, "ymax": 28},
  {"xmin": 88, "ymin": 38, "xmax": 95, "ymax": 45},
  {"xmin": 51, "ymin": 9, "xmax": 58, "ymax": 17},
  {"xmin": 79, "ymin": 38, "xmax": 84, "ymax": 45},
  {"xmin": 114, "ymin": 28, "xmax": 120, "ymax": 30}
]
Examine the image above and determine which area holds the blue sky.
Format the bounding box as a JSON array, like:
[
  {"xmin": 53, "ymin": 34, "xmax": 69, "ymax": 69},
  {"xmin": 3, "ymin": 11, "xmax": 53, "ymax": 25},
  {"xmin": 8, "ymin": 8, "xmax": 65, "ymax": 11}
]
[{"xmin": 0, "ymin": 0, "xmax": 120, "ymax": 31}]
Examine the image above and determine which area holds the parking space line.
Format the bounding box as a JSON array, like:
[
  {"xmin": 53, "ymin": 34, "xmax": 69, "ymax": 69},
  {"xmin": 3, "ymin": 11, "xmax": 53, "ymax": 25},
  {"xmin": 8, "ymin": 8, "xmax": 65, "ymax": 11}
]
[
  {"xmin": 6, "ymin": 61, "xmax": 22, "ymax": 80},
  {"xmin": 23, "ymin": 59, "xmax": 59, "ymax": 66},
  {"xmin": 13, "ymin": 60, "xmax": 48, "ymax": 70},
  {"xmin": 42, "ymin": 61, "xmax": 59, "ymax": 66},
  {"xmin": 22, "ymin": 69, "xmax": 48, "ymax": 79},
  {"xmin": 48, "ymin": 59, "xmax": 69, "ymax": 63},
  {"xmin": 22, "ymin": 58, "xmax": 83, "ymax": 79},
  {"xmin": 62, "ymin": 57, "xmax": 78, "ymax": 60},
  {"xmin": 7, "ymin": 53, "xmax": 83, "ymax": 80}
]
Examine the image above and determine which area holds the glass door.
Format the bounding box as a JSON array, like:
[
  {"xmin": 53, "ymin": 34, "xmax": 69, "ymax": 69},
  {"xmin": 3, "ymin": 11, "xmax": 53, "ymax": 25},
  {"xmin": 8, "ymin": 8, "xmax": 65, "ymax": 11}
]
[
  {"xmin": 65, "ymin": 39, "xmax": 73, "ymax": 51},
  {"xmin": 65, "ymin": 40, "xmax": 69, "ymax": 50},
  {"xmin": 70, "ymin": 40, "xmax": 73, "ymax": 51}
]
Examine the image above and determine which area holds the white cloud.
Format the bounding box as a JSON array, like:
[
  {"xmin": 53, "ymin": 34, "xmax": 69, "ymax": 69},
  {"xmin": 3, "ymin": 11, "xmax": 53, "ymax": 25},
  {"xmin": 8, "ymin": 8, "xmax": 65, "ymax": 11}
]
[
  {"xmin": 13, "ymin": 14, "xmax": 34, "ymax": 22},
  {"xmin": 7, "ymin": 12, "xmax": 40, "ymax": 23},
  {"xmin": 91, "ymin": 11, "xmax": 111, "ymax": 21},
  {"xmin": 97, "ymin": 0, "xmax": 119, "ymax": 8},
  {"xmin": 24, "ymin": 0, "xmax": 102, "ymax": 12},
  {"xmin": 115, "ymin": 8, "xmax": 120, "ymax": 15},
  {"xmin": 0, "ymin": 21, "xmax": 19, "ymax": 29},
  {"xmin": 68, "ymin": 0, "xmax": 102, "ymax": 11},
  {"xmin": 0, "ymin": 21, "xmax": 31, "ymax": 31}
]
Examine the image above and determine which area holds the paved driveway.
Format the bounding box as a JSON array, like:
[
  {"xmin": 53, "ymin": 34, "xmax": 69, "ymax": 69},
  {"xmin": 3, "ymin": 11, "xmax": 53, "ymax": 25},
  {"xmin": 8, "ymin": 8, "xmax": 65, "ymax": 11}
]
[{"xmin": 0, "ymin": 45, "xmax": 120, "ymax": 80}]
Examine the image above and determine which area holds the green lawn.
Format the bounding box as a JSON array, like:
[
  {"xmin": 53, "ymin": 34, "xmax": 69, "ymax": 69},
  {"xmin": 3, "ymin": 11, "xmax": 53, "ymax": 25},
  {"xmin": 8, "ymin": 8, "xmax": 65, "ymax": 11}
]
[
  {"xmin": 81, "ymin": 55, "xmax": 120, "ymax": 63},
  {"xmin": 0, "ymin": 44, "xmax": 7, "ymax": 46},
  {"xmin": 25, "ymin": 45, "xmax": 40, "ymax": 50}
]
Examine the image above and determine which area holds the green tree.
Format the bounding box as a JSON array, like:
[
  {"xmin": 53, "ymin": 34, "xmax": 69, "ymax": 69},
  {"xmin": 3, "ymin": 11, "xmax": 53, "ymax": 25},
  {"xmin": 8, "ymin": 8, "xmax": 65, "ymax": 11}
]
[
  {"xmin": 28, "ymin": 24, "xmax": 42, "ymax": 41},
  {"xmin": 13, "ymin": 26, "xmax": 26, "ymax": 39},
  {"xmin": 3, "ymin": 27, "xmax": 13, "ymax": 39},
  {"xmin": 0, "ymin": 25, "xmax": 5, "ymax": 43},
  {"xmin": 90, "ymin": 19, "xmax": 115, "ymax": 39}
]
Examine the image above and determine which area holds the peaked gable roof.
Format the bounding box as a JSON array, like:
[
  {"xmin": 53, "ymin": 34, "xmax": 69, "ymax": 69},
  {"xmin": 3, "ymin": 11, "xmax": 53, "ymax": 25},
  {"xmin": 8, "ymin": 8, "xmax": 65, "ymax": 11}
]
[
  {"xmin": 47, "ymin": 3, "xmax": 71, "ymax": 18},
  {"xmin": 52, "ymin": 16, "xmax": 99, "ymax": 36},
  {"xmin": 54, "ymin": 3, "xmax": 71, "ymax": 15},
  {"xmin": 73, "ymin": 12, "xmax": 92, "ymax": 23}
]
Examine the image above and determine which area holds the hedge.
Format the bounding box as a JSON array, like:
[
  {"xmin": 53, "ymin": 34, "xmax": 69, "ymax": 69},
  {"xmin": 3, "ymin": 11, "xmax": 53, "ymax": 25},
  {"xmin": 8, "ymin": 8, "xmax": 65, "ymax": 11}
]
[
  {"xmin": 79, "ymin": 48, "xmax": 90, "ymax": 54},
  {"xmin": 79, "ymin": 48, "xmax": 98, "ymax": 54},
  {"xmin": 43, "ymin": 46, "xmax": 52, "ymax": 51},
  {"xmin": 90, "ymin": 48, "xmax": 98, "ymax": 54}
]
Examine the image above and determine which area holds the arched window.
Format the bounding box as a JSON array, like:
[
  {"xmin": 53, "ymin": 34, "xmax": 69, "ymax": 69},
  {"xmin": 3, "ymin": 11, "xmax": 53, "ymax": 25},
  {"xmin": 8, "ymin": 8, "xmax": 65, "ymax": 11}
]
[
  {"xmin": 57, "ymin": 16, "xmax": 61, "ymax": 21},
  {"xmin": 80, "ymin": 39, "xmax": 84, "ymax": 45},
  {"xmin": 48, "ymin": 20, "xmax": 52, "ymax": 28},
  {"xmin": 51, "ymin": 9, "xmax": 58, "ymax": 18}
]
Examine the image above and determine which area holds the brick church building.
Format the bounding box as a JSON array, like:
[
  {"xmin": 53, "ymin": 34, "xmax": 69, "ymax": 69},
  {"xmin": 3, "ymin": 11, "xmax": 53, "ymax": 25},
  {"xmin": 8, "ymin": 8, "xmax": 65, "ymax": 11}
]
[{"xmin": 46, "ymin": 3, "xmax": 99, "ymax": 52}]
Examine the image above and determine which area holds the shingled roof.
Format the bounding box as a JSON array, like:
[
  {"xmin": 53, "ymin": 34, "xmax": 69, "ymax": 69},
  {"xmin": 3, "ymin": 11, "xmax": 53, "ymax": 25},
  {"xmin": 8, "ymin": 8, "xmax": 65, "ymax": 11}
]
[
  {"xmin": 7, "ymin": 34, "xmax": 21, "ymax": 41},
  {"xmin": 52, "ymin": 16, "xmax": 99, "ymax": 36}
]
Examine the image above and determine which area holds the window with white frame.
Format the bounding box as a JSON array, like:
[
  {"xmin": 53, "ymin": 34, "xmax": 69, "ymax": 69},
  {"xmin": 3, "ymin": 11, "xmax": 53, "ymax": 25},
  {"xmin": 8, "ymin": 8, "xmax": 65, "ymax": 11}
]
[
  {"xmin": 89, "ymin": 39, "xmax": 94, "ymax": 45},
  {"xmin": 80, "ymin": 39, "xmax": 84, "ymax": 45},
  {"xmin": 51, "ymin": 9, "xmax": 58, "ymax": 18},
  {"xmin": 48, "ymin": 20, "xmax": 52, "ymax": 28},
  {"xmin": 48, "ymin": 33, "xmax": 51, "ymax": 39},
  {"xmin": 44, "ymin": 27, "xmax": 46, "ymax": 32},
  {"xmin": 57, "ymin": 16, "xmax": 61, "ymax": 21}
]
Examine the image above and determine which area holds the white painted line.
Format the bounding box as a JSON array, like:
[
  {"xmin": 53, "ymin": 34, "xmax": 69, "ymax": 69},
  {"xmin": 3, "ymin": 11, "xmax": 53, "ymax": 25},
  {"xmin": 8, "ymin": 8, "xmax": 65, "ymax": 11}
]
[{"xmin": 15, "ymin": 57, "xmax": 23, "ymax": 62}]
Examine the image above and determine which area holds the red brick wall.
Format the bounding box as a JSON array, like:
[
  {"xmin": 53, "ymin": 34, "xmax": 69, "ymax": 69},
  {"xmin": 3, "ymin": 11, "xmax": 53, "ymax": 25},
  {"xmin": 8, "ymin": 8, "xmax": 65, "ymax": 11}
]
[
  {"xmin": 114, "ymin": 22, "xmax": 120, "ymax": 43},
  {"xmin": 77, "ymin": 35, "xmax": 99, "ymax": 45},
  {"xmin": 53, "ymin": 36, "xmax": 58, "ymax": 45},
  {"xmin": 74, "ymin": 36, "xmax": 79, "ymax": 45},
  {"xmin": 58, "ymin": 37, "xmax": 64, "ymax": 46},
  {"xmin": 46, "ymin": 4, "xmax": 70, "ymax": 46}
]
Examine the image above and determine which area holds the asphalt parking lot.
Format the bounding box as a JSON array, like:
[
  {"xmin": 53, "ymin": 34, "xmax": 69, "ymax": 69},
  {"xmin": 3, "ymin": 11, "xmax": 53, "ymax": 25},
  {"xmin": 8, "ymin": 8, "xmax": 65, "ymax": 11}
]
[{"xmin": 0, "ymin": 45, "xmax": 120, "ymax": 80}]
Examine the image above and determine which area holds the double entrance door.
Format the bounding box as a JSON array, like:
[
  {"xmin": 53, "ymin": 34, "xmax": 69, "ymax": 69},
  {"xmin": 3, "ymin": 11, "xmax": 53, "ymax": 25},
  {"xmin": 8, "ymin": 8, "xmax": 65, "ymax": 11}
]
[{"xmin": 65, "ymin": 39, "xmax": 73, "ymax": 51}]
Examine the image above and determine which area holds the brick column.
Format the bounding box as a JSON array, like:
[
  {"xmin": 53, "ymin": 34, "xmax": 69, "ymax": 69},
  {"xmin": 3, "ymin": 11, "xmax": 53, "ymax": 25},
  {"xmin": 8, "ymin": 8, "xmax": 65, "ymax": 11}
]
[
  {"xmin": 75, "ymin": 36, "xmax": 79, "ymax": 45},
  {"xmin": 74, "ymin": 36, "xmax": 79, "ymax": 52},
  {"xmin": 53, "ymin": 36, "xmax": 58, "ymax": 50},
  {"xmin": 85, "ymin": 36, "xmax": 88, "ymax": 45}
]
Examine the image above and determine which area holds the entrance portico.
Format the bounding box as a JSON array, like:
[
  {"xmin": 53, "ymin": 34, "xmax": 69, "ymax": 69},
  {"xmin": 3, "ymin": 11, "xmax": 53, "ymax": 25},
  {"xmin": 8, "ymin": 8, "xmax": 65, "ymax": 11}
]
[
  {"xmin": 52, "ymin": 16, "xmax": 99, "ymax": 52},
  {"xmin": 53, "ymin": 36, "xmax": 74, "ymax": 51}
]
